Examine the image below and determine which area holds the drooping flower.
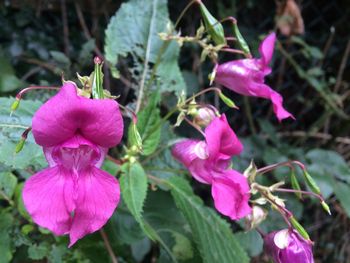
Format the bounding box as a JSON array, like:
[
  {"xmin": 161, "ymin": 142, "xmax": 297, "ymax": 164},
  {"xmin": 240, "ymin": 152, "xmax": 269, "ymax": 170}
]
[
  {"xmin": 215, "ymin": 32, "xmax": 294, "ymax": 122},
  {"xmin": 264, "ymin": 229, "xmax": 314, "ymax": 263},
  {"xmin": 172, "ymin": 115, "xmax": 251, "ymax": 220},
  {"xmin": 23, "ymin": 82, "xmax": 124, "ymax": 246}
]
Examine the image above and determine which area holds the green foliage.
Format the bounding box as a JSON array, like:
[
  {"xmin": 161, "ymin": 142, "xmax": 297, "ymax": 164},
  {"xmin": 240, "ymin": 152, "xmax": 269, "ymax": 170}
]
[
  {"xmin": 120, "ymin": 162, "xmax": 148, "ymax": 225},
  {"xmin": 135, "ymin": 91, "xmax": 161, "ymax": 155},
  {"xmin": 105, "ymin": 0, "xmax": 185, "ymax": 94},
  {"xmin": 0, "ymin": 212, "xmax": 14, "ymax": 263},
  {"xmin": 0, "ymin": 172, "xmax": 17, "ymax": 200},
  {"xmin": 0, "ymin": 50, "xmax": 24, "ymax": 93},
  {"xmin": 167, "ymin": 176, "xmax": 249, "ymax": 263}
]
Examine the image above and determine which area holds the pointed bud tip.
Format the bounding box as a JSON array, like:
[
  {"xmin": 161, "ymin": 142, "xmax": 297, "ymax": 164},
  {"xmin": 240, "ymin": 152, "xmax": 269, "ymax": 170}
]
[{"xmin": 94, "ymin": 56, "xmax": 103, "ymax": 65}]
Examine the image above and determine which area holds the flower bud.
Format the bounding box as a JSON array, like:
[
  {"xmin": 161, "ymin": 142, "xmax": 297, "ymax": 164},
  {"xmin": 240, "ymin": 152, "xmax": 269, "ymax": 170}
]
[
  {"xmin": 245, "ymin": 205, "xmax": 267, "ymax": 229},
  {"xmin": 193, "ymin": 107, "xmax": 216, "ymax": 127},
  {"xmin": 264, "ymin": 229, "xmax": 314, "ymax": 263}
]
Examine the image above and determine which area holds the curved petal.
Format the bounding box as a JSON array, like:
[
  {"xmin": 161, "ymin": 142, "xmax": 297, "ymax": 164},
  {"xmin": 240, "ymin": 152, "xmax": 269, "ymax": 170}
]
[
  {"xmin": 32, "ymin": 82, "xmax": 123, "ymax": 148},
  {"xmin": 189, "ymin": 158, "xmax": 213, "ymax": 184},
  {"xmin": 23, "ymin": 167, "xmax": 75, "ymax": 236},
  {"xmin": 172, "ymin": 139, "xmax": 202, "ymax": 168},
  {"xmin": 259, "ymin": 32, "xmax": 276, "ymax": 66},
  {"xmin": 252, "ymin": 83, "xmax": 295, "ymax": 122},
  {"xmin": 211, "ymin": 170, "xmax": 251, "ymax": 220},
  {"xmin": 205, "ymin": 115, "xmax": 243, "ymax": 158},
  {"xmin": 68, "ymin": 167, "xmax": 120, "ymax": 247}
]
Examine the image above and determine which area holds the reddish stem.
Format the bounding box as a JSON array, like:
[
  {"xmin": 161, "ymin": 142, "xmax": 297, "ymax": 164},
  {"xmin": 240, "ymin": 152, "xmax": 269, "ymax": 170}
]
[{"xmin": 16, "ymin": 86, "xmax": 60, "ymax": 100}]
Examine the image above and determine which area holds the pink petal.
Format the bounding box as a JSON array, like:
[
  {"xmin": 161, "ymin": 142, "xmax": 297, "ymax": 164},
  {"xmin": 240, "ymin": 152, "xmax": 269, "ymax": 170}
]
[
  {"xmin": 211, "ymin": 170, "xmax": 251, "ymax": 220},
  {"xmin": 68, "ymin": 167, "xmax": 120, "ymax": 247},
  {"xmin": 172, "ymin": 139, "xmax": 201, "ymax": 168},
  {"xmin": 23, "ymin": 167, "xmax": 75, "ymax": 235},
  {"xmin": 32, "ymin": 82, "xmax": 123, "ymax": 148},
  {"xmin": 205, "ymin": 115, "xmax": 243, "ymax": 158},
  {"xmin": 189, "ymin": 158, "xmax": 213, "ymax": 184},
  {"xmin": 259, "ymin": 32, "xmax": 276, "ymax": 66},
  {"xmin": 253, "ymin": 83, "xmax": 295, "ymax": 122}
]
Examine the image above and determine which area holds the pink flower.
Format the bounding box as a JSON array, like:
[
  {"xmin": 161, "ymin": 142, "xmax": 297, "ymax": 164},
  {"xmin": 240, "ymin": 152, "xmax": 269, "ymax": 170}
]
[
  {"xmin": 264, "ymin": 229, "xmax": 314, "ymax": 263},
  {"xmin": 23, "ymin": 82, "xmax": 124, "ymax": 247},
  {"xmin": 172, "ymin": 115, "xmax": 251, "ymax": 220},
  {"xmin": 215, "ymin": 32, "xmax": 294, "ymax": 122}
]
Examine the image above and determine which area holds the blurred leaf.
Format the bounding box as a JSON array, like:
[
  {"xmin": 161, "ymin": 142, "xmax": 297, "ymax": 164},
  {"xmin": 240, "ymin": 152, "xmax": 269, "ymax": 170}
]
[
  {"xmin": 50, "ymin": 51, "xmax": 71, "ymax": 67},
  {"xmin": 28, "ymin": 243, "xmax": 49, "ymax": 260},
  {"xmin": 105, "ymin": 0, "xmax": 185, "ymax": 94},
  {"xmin": 0, "ymin": 212, "xmax": 14, "ymax": 263},
  {"xmin": 14, "ymin": 183, "xmax": 31, "ymax": 220},
  {"xmin": 131, "ymin": 237, "xmax": 151, "ymax": 262},
  {"xmin": 101, "ymin": 159, "xmax": 120, "ymax": 176},
  {"xmin": 172, "ymin": 232, "xmax": 194, "ymax": 261},
  {"xmin": 331, "ymin": 180, "xmax": 350, "ymax": 218},
  {"xmin": 167, "ymin": 176, "xmax": 249, "ymax": 263},
  {"xmin": 78, "ymin": 39, "xmax": 96, "ymax": 66},
  {"xmin": 0, "ymin": 172, "xmax": 17, "ymax": 199},
  {"xmin": 235, "ymin": 230, "xmax": 263, "ymax": 257},
  {"xmin": 0, "ymin": 50, "xmax": 24, "ymax": 92},
  {"xmin": 136, "ymin": 91, "xmax": 161, "ymax": 155}
]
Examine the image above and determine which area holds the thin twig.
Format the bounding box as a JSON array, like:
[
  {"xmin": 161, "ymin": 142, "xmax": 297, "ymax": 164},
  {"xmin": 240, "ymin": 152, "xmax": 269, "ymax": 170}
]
[
  {"xmin": 74, "ymin": 2, "xmax": 111, "ymax": 91},
  {"xmin": 60, "ymin": 0, "xmax": 70, "ymax": 56},
  {"xmin": 334, "ymin": 39, "xmax": 350, "ymax": 93},
  {"xmin": 100, "ymin": 229, "xmax": 118, "ymax": 263}
]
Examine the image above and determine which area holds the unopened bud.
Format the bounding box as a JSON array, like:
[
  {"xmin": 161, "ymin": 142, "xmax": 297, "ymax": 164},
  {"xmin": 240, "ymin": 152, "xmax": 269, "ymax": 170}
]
[
  {"xmin": 218, "ymin": 92, "xmax": 239, "ymax": 109},
  {"xmin": 289, "ymin": 216, "xmax": 310, "ymax": 241},
  {"xmin": 303, "ymin": 170, "xmax": 321, "ymax": 195},
  {"xmin": 10, "ymin": 99, "xmax": 20, "ymax": 114},
  {"xmin": 193, "ymin": 107, "xmax": 216, "ymax": 127},
  {"xmin": 198, "ymin": 2, "xmax": 226, "ymax": 45},
  {"xmin": 15, "ymin": 138, "xmax": 25, "ymax": 153},
  {"xmin": 245, "ymin": 206, "xmax": 267, "ymax": 229}
]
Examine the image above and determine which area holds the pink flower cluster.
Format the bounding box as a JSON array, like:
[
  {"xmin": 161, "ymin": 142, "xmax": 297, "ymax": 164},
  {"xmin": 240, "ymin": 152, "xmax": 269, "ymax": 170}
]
[
  {"xmin": 23, "ymin": 83, "xmax": 123, "ymax": 246},
  {"xmin": 172, "ymin": 115, "xmax": 251, "ymax": 220}
]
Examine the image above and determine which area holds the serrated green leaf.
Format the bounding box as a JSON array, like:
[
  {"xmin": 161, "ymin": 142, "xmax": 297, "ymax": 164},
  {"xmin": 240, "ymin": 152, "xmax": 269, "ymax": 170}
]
[
  {"xmin": 136, "ymin": 92, "xmax": 161, "ymax": 155},
  {"xmin": 120, "ymin": 162, "xmax": 148, "ymax": 223},
  {"xmin": 167, "ymin": 176, "xmax": 249, "ymax": 263},
  {"xmin": 331, "ymin": 180, "xmax": 350, "ymax": 218},
  {"xmin": 104, "ymin": 0, "xmax": 185, "ymax": 94}
]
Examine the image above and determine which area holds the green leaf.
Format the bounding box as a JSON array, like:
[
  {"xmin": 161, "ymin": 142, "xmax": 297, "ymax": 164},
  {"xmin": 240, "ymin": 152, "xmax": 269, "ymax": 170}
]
[
  {"xmin": 235, "ymin": 230, "xmax": 263, "ymax": 257},
  {"xmin": 136, "ymin": 91, "xmax": 161, "ymax": 155},
  {"xmin": 0, "ymin": 98, "xmax": 46, "ymax": 169},
  {"xmin": 0, "ymin": 172, "xmax": 17, "ymax": 199},
  {"xmin": 104, "ymin": 0, "xmax": 185, "ymax": 94},
  {"xmin": 0, "ymin": 212, "xmax": 14, "ymax": 263},
  {"xmin": 28, "ymin": 243, "xmax": 49, "ymax": 260},
  {"xmin": 0, "ymin": 50, "xmax": 24, "ymax": 93},
  {"xmin": 167, "ymin": 176, "xmax": 249, "ymax": 263},
  {"xmin": 120, "ymin": 162, "xmax": 148, "ymax": 224},
  {"xmin": 172, "ymin": 232, "xmax": 194, "ymax": 261},
  {"xmin": 331, "ymin": 180, "xmax": 350, "ymax": 218}
]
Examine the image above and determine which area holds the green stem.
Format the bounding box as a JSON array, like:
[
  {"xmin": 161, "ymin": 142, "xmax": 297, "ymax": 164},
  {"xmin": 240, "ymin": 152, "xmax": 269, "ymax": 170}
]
[{"xmin": 243, "ymin": 97, "xmax": 256, "ymax": 134}]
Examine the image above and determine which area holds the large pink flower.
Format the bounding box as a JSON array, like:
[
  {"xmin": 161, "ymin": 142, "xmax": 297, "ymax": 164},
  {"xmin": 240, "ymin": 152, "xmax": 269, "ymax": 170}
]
[
  {"xmin": 172, "ymin": 115, "xmax": 251, "ymax": 220},
  {"xmin": 23, "ymin": 82, "xmax": 124, "ymax": 246},
  {"xmin": 215, "ymin": 32, "xmax": 294, "ymax": 122}
]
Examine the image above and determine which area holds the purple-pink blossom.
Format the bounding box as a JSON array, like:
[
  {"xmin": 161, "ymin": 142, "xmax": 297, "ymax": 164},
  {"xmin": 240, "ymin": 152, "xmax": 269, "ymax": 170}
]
[
  {"xmin": 23, "ymin": 82, "xmax": 124, "ymax": 246},
  {"xmin": 264, "ymin": 229, "xmax": 314, "ymax": 263},
  {"xmin": 172, "ymin": 115, "xmax": 251, "ymax": 220},
  {"xmin": 215, "ymin": 32, "xmax": 294, "ymax": 122}
]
